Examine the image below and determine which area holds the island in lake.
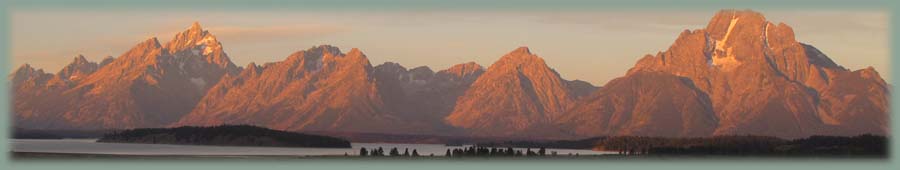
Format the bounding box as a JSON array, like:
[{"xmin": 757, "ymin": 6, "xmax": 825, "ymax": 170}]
[{"xmin": 97, "ymin": 125, "xmax": 352, "ymax": 148}]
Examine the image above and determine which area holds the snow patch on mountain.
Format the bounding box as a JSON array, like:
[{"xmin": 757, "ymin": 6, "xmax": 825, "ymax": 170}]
[
  {"xmin": 190, "ymin": 77, "xmax": 207, "ymax": 89},
  {"xmin": 712, "ymin": 15, "xmax": 742, "ymax": 70}
]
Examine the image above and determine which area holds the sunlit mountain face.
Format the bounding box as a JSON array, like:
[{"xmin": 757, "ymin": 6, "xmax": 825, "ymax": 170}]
[{"xmin": 12, "ymin": 10, "xmax": 887, "ymax": 140}]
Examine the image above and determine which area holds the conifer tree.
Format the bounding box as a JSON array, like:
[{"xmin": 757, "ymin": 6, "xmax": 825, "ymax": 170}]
[{"xmin": 390, "ymin": 147, "xmax": 400, "ymax": 156}]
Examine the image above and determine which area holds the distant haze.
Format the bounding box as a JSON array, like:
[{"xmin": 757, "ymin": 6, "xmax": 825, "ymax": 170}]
[{"xmin": 11, "ymin": 9, "xmax": 888, "ymax": 85}]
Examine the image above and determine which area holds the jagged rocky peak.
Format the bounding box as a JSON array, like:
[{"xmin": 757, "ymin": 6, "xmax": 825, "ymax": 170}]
[
  {"xmin": 177, "ymin": 44, "xmax": 416, "ymax": 133},
  {"xmin": 491, "ymin": 46, "xmax": 567, "ymax": 84},
  {"xmin": 495, "ymin": 46, "xmax": 540, "ymax": 65},
  {"xmin": 445, "ymin": 46, "xmax": 575, "ymax": 136},
  {"xmin": 375, "ymin": 62, "xmax": 407, "ymax": 72},
  {"xmin": 11, "ymin": 23, "xmax": 246, "ymax": 130},
  {"xmin": 14, "ymin": 63, "xmax": 36, "ymax": 75},
  {"xmin": 165, "ymin": 21, "xmax": 215, "ymax": 53},
  {"xmin": 704, "ymin": 10, "xmax": 767, "ymax": 70},
  {"xmin": 138, "ymin": 37, "xmax": 163, "ymax": 50},
  {"xmin": 706, "ymin": 9, "xmax": 768, "ymax": 39},
  {"xmin": 373, "ymin": 62, "xmax": 410, "ymax": 83},
  {"xmin": 190, "ymin": 21, "xmax": 202, "ymax": 30},
  {"xmin": 11, "ymin": 64, "xmax": 48, "ymax": 83},
  {"xmin": 440, "ymin": 62, "xmax": 484, "ymax": 78},
  {"xmin": 287, "ymin": 45, "xmax": 343, "ymax": 62},
  {"xmin": 489, "ymin": 46, "xmax": 563, "ymax": 79},
  {"xmin": 409, "ymin": 66, "xmax": 434, "ymax": 75},
  {"xmin": 99, "ymin": 56, "xmax": 115, "ymax": 67},
  {"xmin": 704, "ymin": 9, "xmax": 820, "ymax": 72},
  {"xmin": 15, "ymin": 64, "xmax": 49, "ymax": 79},
  {"xmin": 588, "ymin": 9, "xmax": 889, "ymax": 139},
  {"xmin": 114, "ymin": 37, "xmax": 166, "ymax": 65},
  {"xmin": 71, "ymin": 55, "xmax": 91, "ymax": 65},
  {"xmin": 373, "ymin": 63, "xmax": 436, "ymax": 85},
  {"xmin": 65, "ymin": 55, "xmax": 97, "ymax": 67},
  {"xmin": 56, "ymin": 54, "xmax": 100, "ymax": 80},
  {"xmin": 408, "ymin": 66, "xmax": 435, "ymax": 80},
  {"xmin": 630, "ymin": 9, "xmax": 843, "ymax": 78},
  {"xmin": 294, "ymin": 46, "xmax": 373, "ymax": 75},
  {"xmin": 311, "ymin": 45, "xmax": 343, "ymax": 56},
  {"xmin": 346, "ymin": 48, "xmax": 364, "ymax": 57},
  {"xmin": 245, "ymin": 62, "xmax": 261, "ymax": 71},
  {"xmin": 510, "ymin": 46, "xmax": 532, "ymax": 55},
  {"xmin": 281, "ymin": 45, "xmax": 346, "ymax": 73},
  {"xmin": 341, "ymin": 48, "xmax": 374, "ymax": 66},
  {"xmin": 162, "ymin": 22, "xmax": 239, "ymax": 74},
  {"xmin": 237, "ymin": 62, "xmax": 264, "ymax": 77}
]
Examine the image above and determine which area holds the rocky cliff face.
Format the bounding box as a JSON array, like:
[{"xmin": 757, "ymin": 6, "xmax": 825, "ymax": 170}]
[
  {"xmin": 13, "ymin": 23, "xmax": 239, "ymax": 129},
  {"xmin": 558, "ymin": 10, "xmax": 888, "ymax": 138},
  {"xmin": 12, "ymin": 10, "xmax": 887, "ymax": 139},
  {"xmin": 444, "ymin": 47, "xmax": 590, "ymax": 137},
  {"xmin": 165, "ymin": 22, "xmax": 241, "ymax": 78},
  {"xmin": 373, "ymin": 62, "xmax": 485, "ymax": 132},
  {"xmin": 11, "ymin": 65, "xmax": 59, "ymax": 126},
  {"xmin": 555, "ymin": 72, "xmax": 717, "ymax": 137},
  {"xmin": 55, "ymin": 55, "xmax": 99, "ymax": 82},
  {"xmin": 176, "ymin": 46, "xmax": 422, "ymax": 133}
]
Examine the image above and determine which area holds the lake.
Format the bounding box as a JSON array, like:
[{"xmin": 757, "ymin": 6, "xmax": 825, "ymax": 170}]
[{"xmin": 12, "ymin": 139, "xmax": 614, "ymax": 156}]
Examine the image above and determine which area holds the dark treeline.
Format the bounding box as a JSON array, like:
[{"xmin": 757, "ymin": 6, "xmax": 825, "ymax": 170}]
[
  {"xmin": 307, "ymin": 131, "xmax": 517, "ymax": 145},
  {"xmin": 98, "ymin": 125, "xmax": 351, "ymax": 148},
  {"xmin": 13, "ymin": 128, "xmax": 63, "ymax": 139},
  {"xmin": 775, "ymin": 135, "xmax": 887, "ymax": 156},
  {"xmin": 445, "ymin": 146, "xmax": 549, "ymax": 157},
  {"xmin": 595, "ymin": 134, "xmax": 886, "ymax": 157},
  {"xmin": 358, "ymin": 146, "xmax": 552, "ymax": 157},
  {"xmin": 359, "ymin": 147, "xmax": 423, "ymax": 157},
  {"xmin": 476, "ymin": 137, "xmax": 606, "ymax": 149},
  {"xmin": 13, "ymin": 128, "xmax": 111, "ymax": 139}
]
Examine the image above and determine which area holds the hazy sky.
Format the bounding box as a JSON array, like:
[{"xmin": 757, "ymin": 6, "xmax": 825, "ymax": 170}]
[{"xmin": 11, "ymin": 9, "xmax": 889, "ymax": 85}]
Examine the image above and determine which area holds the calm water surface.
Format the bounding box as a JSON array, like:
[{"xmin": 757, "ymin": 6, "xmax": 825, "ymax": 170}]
[{"xmin": 12, "ymin": 139, "xmax": 614, "ymax": 156}]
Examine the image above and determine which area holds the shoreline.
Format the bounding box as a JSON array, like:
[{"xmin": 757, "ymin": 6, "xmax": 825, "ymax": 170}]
[
  {"xmin": 12, "ymin": 152, "xmax": 886, "ymax": 160},
  {"xmin": 10, "ymin": 151, "xmax": 620, "ymax": 160}
]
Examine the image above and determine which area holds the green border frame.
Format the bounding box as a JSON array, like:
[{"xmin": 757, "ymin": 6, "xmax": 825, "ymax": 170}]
[{"xmin": 0, "ymin": 0, "xmax": 896, "ymax": 169}]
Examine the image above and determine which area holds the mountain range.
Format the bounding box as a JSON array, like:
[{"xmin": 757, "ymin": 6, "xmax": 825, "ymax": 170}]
[{"xmin": 11, "ymin": 10, "xmax": 888, "ymax": 139}]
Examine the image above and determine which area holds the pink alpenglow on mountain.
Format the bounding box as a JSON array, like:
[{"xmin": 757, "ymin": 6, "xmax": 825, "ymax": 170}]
[
  {"xmin": 556, "ymin": 10, "xmax": 888, "ymax": 139},
  {"xmin": 13, "ymin": 23, "xmax": 239, "ymax": 129},
  {"xmin": 444, "ymin": 47, "xmax": 586, "ymax": 137},
  {"xmin": 176, "ymin": 46, "xmax": 411, "ymax": 133},
  {"xmin": 12, "ymin": 10, "xmax": 888, "ymax": 139}
]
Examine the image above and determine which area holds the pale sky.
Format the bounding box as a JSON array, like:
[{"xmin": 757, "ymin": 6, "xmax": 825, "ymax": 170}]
[{"xmin": 10, "ymin": 9, "xmax": 889, "ymax": 85}]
